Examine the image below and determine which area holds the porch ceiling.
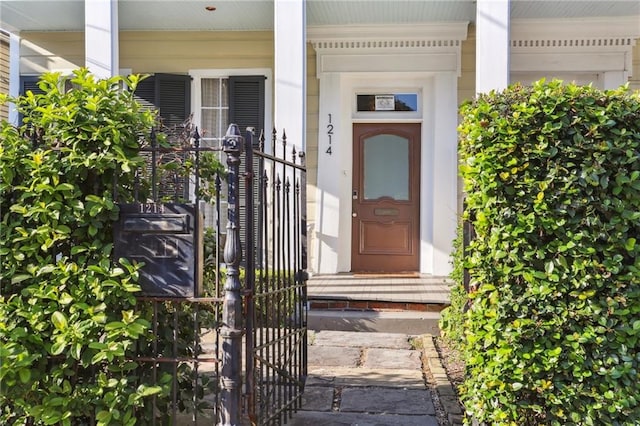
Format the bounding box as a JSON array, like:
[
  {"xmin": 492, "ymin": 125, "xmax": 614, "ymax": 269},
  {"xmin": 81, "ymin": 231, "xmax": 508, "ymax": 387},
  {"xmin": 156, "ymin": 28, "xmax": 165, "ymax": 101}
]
[{"xmin": 1, "ymin": 1, "xmax": 638, "ymax": 33}]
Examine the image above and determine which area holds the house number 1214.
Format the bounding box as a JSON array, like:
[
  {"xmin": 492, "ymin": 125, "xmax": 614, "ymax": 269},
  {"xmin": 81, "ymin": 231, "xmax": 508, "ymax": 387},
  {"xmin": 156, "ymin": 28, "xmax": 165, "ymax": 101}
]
[{"xmin": 326, "ymin": 114, "xmax": 333, "ymax": 155}]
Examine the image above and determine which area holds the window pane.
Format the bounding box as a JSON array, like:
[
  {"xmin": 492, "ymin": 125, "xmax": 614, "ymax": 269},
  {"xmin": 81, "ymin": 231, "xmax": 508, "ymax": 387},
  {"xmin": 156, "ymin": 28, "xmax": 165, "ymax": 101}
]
[
  {"xmin": 221, "ymin": 79, "xmax": 228, "ymax": 107},
  {"xmin": 363, "ymin": 134, "xmax": 409, "ymax": 200},
  {"xmin": 220, "ymin": 109, "xmax": 228, "ymax": 134},
  {"xmin": 201, "ymin": 79, "xmax": 219, "ymax": 107},
  {"xmin": 201, "ymin": 109, "xmax": 216, "ymax": 136},
  {"xmin": 357, "ymin": 93, "xmax": 418, "ymax": 112}
]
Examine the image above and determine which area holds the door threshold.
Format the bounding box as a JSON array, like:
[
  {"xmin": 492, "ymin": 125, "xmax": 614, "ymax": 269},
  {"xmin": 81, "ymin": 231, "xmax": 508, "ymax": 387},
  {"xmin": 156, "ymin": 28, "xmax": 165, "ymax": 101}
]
[{"xmin": 351, "ymin": 272, "xmax": 420, "ymax": 278}]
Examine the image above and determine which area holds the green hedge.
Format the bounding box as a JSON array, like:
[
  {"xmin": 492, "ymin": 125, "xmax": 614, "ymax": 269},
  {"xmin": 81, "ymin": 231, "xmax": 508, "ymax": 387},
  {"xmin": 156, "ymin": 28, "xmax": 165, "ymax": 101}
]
[
  {"xmin": 439, "ymin": 224, "xmax": 468, "ymax": 351},
  {"xmin": 0, "ymin": 70, "xmax": 161, "ymax": 425},
  {"xmin": 458, "ymin": 80, "xmax": 640, "ymax": 425}
]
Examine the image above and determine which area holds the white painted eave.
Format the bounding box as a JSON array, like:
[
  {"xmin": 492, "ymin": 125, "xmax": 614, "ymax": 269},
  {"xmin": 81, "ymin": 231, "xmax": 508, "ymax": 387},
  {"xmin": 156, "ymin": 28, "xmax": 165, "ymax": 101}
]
[
  {"xmin": 512, "ymin": 16, "xmax": 640, "ymax": 41},
  {"xmin": 307, "ymin": 22, "xmax": 469, "ymax": 43},
  {"xmin": 308, "ymin": 23, "xmax": 469, "ymax": 77},
  {"xmin": 510, "ymin": 16, "xmax": 640, "ymax": 78}
]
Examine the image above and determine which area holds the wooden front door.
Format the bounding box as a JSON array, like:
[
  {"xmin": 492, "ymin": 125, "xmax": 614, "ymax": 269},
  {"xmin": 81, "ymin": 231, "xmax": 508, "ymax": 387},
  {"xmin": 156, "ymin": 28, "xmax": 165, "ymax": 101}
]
[{"xmin": 351, "ymin": 123, "xmax": 421, "ymax": 272}]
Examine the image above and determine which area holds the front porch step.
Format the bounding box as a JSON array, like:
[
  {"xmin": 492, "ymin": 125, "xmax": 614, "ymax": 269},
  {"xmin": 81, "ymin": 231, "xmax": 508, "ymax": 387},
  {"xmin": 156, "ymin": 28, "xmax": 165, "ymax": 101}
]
[{"xmin": 307, "ymin": 309, "xmax": 441, "ymax": 336}]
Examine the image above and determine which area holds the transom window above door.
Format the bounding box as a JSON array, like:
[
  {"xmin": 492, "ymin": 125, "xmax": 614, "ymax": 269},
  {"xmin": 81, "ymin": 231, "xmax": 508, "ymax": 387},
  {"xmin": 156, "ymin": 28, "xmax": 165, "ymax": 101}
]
[{"xmin": 356, "ymin": 93, "xmax": 419, "ymax": 112}]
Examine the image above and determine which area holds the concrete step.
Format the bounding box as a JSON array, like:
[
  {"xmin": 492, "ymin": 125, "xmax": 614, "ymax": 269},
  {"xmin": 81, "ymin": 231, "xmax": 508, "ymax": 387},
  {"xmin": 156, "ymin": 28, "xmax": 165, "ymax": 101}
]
[{"xmin": 307, "ymin": 309, "xmax": 441, "ymax": 335}]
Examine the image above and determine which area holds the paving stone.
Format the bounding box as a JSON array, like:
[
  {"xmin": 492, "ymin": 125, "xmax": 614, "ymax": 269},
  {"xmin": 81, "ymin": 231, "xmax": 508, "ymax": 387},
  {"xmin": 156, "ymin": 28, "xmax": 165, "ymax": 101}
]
[
  {"xmin": 305, "ymin": 370, "xmax": 336, "ymax": 386},
  {"xmin": 427, "ymin": 356, "xmax": 445, "ymax": 371},
  {"xmin": 424, "ymin": 349, "xmax": 440, "ymax": 359},
  {"xmin": 289, "ymin": 411, "xmax": 439, "ymax": 426},
  {"xmin": 308, "ymin": 345, "xmax": 360, "ymax": 367},
  {"xmin": 294, "ymin": 331, "xmax": 459, "ymax": 426},
  {"xmin": 437, "ymin": 384, "xmax": 458, "ymax": 397},
  {"xmin": 449, "ymin": 413, "xmax": 465, "ymax": 425},
  {"xmin": 300, "ymin": 386, "xmax": 334, "ymax": 412},
  {"xmin": 364, "ymin": 347, "xmax": 422, "ymax": 370},
  {"xmin": 430, "ymin": 366, "xmax": 448, "ymax": 376},
  {"xmin": 307, "ymin": 367, "xmax": 425, "ymax": 388},
  {"xmin": 340, "ymin": 388, "xmax": 435, "ymax": 415},
  {"xmin": 312, "ymin": 330, "xmax": 411, "ymax": 349},
  {"xmin": 441, "ymin": 396, "xmax": 463, "ymax": 415}
]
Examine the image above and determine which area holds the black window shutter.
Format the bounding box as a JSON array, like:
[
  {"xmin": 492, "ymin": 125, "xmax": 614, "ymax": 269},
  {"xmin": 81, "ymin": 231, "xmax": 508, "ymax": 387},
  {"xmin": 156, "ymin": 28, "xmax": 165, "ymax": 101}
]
[
  {"xmin": 20, "ymin": 76, "xmax": 44, "ymax": 96},
  {"xmin": 133, "ymin": 73, "xmax": 192, "ymax": 201},
  {"xmin": 228, "ymin": 75, "xmax": 265, "ymax": 139},
  {"xmin": 134, "ymin": 73, "xmax": 191, "ymax": 128},
  {"xmin": 18, "ymin": 76, "xmax": 45, "ymax": 125},
  {"xmin": 133, "ymin": 76, "xmax": 157, "ymax": 111},
  {"xmin": 228, "ymin": 76, "xmax": 265, "ymax": 267},
  {"xmin": 156, "ymin": 73, "xmax": 192, "ymax": 128}
]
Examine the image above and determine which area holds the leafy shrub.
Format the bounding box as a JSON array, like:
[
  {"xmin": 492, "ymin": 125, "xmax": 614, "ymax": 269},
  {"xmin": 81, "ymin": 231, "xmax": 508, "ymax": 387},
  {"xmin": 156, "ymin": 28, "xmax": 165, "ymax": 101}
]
[
  {"xmin": 0, "ymin": 69, "xmax": 162, "ymax": 425},
  {"xmin": 458, "ymin": 80, "xmax": 640, "ymax": 425},
  {"xmin": 439, "ymin": 224, "xmax": 468, "ymax": 351}
]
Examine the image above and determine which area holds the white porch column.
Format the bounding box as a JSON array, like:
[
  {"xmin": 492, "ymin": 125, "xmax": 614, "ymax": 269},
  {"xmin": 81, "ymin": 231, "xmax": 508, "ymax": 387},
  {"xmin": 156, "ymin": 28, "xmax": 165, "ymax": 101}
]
[
  {"xmin": 313, "ymin": 72, "xmax": 344, "ymax": 273},
  {"xmin": 8, "ymin": 32, "xmax": 20, "ymax": 125},
  {"xmin": 84, "ymin": 0, "xmax": 118, "ymax": 78},
  {"xmin": 274, "ymin": 0, "xmax": 306, "ymax": 152},
  {"xmin": 476, "ymin": 0, "xmax": 510, "ymax": 93},
  {"xmin": 432, "ymin": 72, "xmax": 459, "ymax": 276}
]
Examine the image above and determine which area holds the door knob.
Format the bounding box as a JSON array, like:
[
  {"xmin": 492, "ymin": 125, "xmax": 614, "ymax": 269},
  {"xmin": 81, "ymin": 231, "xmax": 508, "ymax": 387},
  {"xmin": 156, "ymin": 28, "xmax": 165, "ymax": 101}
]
[{"xmin": 352, "ymin": 212, "xmax": 357, "ymax": 217}]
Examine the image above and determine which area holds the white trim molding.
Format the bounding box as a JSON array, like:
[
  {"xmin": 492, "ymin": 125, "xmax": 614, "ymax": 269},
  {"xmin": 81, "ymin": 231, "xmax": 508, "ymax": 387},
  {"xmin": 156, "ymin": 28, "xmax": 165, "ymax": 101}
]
[
  {"xmin": 511, "ymin": 16, "xmax": 640, "ymax": 87},
  {"xmin": 308, "ymin": 23, "xmax": 469, "ymax": 77},
  {"xmin": 308, "ymin": 25, "xmax": 464, "ymax": 275},
  {"xmin": 189, "ymin": 68, "xmax": 274, "ymax": 145}
]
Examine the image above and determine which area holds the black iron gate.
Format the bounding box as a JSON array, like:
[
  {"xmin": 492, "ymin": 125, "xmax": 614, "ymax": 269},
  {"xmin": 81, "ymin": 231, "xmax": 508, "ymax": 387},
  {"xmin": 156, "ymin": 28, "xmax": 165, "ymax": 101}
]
[
  {"xmin": 114, "ymin": 120, "xmax": 307, "ymax": 425},
  {"xmin": 244, "ymin": 129, "xmax": 308, "ymax": 425}
]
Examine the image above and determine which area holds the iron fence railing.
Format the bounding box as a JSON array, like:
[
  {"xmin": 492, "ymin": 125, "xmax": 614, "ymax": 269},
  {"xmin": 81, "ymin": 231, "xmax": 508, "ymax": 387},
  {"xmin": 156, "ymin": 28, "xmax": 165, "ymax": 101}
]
[
  {"xmin": 112, "ymin": 120, "xmax": 307, "ymax": 425},
  {"xmin": 115, "ymin": 119, "xmax": 226, "ymax": 425},
  {"xmin": 245, "ymin": 129, "xmax": 308, "ymax": 425}
]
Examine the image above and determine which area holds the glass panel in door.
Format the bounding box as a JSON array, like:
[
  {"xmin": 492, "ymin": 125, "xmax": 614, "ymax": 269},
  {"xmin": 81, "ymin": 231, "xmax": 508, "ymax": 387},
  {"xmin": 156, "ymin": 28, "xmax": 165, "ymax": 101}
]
[{"xmin": 363, "ymin": 134, "xmax": 409, "ymax": 200}]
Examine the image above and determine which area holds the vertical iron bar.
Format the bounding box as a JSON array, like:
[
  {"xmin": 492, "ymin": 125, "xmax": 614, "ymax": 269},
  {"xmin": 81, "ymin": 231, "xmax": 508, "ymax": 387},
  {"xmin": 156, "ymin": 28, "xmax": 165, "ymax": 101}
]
[
  {"xmin": 192, "ymin": 126, "xmax": 201, "ymax": 425},
  {"xmin": 269, "ymin": 128, "xmax": 278, "ymax": 422},
  {"xmin": 244, "ymin": 128, "xmax": 256, "ymax": 423},
  {"xmin": 257, "ymin": 131, "xmax": 265, "ymax": 271},
  {"xmin": 260, "ymin": 168, "xmax": 269, "ymax": 423},
  {"xmin": 294, "ymin": 177, "xmax": 301, "ymax": 411},
  {"xmin": 274, "ymin": 171, "xmax": 282, "ymax": 422},
  {"xmin": 290, "ymin": 149, "xmax": 297, "ymax": 390},
  {"xmin": 220, "ymin": 124, "xmax": 244, "ymax": 426},
  {"xmin": 257, "ymin": 130, "xmax": 267, "ymax": 424},
  {"xmin": 284, "ymin": 175, "xmax": 292, "ymax": 421},
  {"xmin": 299, "ymin": 150, "xmax": 308, "ymax": 393},
  {"xmin": 172, "ymin": 307, "xmax": 178, "ymax": 426},
  {"xmin": 215, "ymin": 174, "xmax": 222, "ymax": 296},
  {"xmin": 151, "ymin": 128, "xmax": 158, "ymax": 202},
  {"xmin": 193, "ymin": 307, "xmax": 199, "ymax": 425},
  {"xmin": 133, "ymin": 167, "xmax": 140, "ymax": 203},
  {"xmin": 152, "ymin": 301, "xmax": 158, "ymax": 426},
  {"xmin": 193, "ymin": 127, "xmax": 201, "ymax": 298},
  {"xmin": 276, "ymin": 130, "xmax": 284, "ymax": 422}
]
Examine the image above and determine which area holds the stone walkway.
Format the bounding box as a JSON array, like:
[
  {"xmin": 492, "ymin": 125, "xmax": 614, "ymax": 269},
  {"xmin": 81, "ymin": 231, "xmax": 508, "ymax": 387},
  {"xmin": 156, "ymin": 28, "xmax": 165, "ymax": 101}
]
[{"xmin": 289, "ymin": 330, "xmax": 462, "ymax": 425}]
